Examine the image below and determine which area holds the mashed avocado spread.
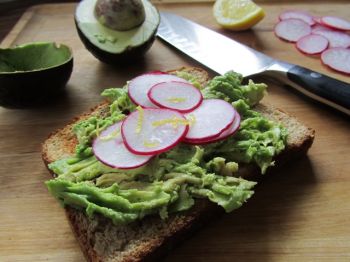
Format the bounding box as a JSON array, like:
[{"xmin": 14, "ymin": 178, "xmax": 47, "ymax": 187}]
[{"xmin": 46, "ymin": 71, "xmax": 287, "ymax": 225}]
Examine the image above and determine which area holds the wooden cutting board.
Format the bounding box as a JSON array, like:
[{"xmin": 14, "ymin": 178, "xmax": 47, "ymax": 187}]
[{"xmin": 0, "ymin": 2, "xmax": 349, "ymax": 262}]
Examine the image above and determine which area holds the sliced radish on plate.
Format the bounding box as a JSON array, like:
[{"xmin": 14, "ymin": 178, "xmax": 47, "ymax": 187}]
[
  {"xmin": 93, "ymin": 122, "xmax": 152, "ymax": 169},
  {"xmin": 275, "ymin": 18, "xmax": 312, "ymax": 42},
  {"xmin": 184, "ymin": 99, "xmax": 236, "ymax": 141},
  {"xmin": 312, "ymin": 23, "xmax": 333, "ymax": 33},
  {"xmin": 313, "ymin": 29, "xmax": 350, "ymax": 48},
  {"xmin": 321, "ymin": 48, "xmax": 350, "ymax": 74},
  {"xmin": 121, "ymin": 108, "xmax": 188, "ymax": 155},
  {"xmin": 128, "ymin": 73, "xmax": 189, "ymax": 108},
  {"xmin": 313, "ymin": 17, "xmax": 322, "ymax": 25},
  {"xmin": 148, "ymin": 81, "xmax": 203, "ymax": 113},
  {"xmin": 279, "ymin": 10, "xmax": 315, "ymax": 26},
  {"xmin": 296, "ymin": 34, "xmax": 329, "ymax": 54},
  {"xmin": 185, "ymin": 112, "xmax": 241, "ymax": 144},
  {"xmin": 320, "ymin": 16, "xmax": 350, "ymax": 31}
]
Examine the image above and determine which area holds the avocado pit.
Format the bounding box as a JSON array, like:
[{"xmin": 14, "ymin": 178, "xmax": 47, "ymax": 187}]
[{"xmin": 94, "ymin": 0, "xmax": 146, "ymax": 31}]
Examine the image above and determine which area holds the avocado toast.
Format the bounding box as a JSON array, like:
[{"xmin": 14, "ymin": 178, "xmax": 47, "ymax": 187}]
[{"xmin": 42, "ymin": 67, "xmax": 314, "ymax": 262}]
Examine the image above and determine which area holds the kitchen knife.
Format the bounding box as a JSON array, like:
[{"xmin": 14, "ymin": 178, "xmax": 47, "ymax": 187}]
[{"xmin": 157, "ymin": 12, "xmax": 350, "ymax": 116}]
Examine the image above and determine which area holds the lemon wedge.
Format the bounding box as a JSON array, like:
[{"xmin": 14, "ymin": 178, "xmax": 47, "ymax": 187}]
[{"xmin": 213, "ymin": 0, "xmax": 265, "ymax": 31}]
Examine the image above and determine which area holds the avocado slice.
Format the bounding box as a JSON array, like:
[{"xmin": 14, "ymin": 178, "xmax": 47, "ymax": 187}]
[
  {"xmin": 0, "ymin": 42, "xmax": 73, "ymax": 108},
  {"xmin": 75, "ymin": 0, "xmax": 160, "ymax": 64}
]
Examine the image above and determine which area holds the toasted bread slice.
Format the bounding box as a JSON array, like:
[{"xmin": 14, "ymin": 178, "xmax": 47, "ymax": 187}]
[{"xmin": 42, "ymin": 67, "xmax": 314, "ymax": 262}]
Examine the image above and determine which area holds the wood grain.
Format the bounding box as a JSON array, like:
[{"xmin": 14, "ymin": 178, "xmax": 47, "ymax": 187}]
[{"xmin": 0, "ymin": 2, "xmax": 349, "ymax": 262}]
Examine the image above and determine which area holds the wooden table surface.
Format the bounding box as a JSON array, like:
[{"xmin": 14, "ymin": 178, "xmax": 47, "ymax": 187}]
[{"xmin": 0, "ymin": 1, "xmax": 349, "ymax": 262}]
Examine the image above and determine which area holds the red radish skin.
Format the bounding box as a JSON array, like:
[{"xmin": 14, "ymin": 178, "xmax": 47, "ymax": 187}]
[
  {"xmin": 296, "ymin": 34, "xmax": 329, "ymax": 55},
  {"xmin": 148, "ymin": 70, "xmax": 166, "ymax": 75},
  {"xmin": 321, "ymin": 48, "xmax": 350, "ymax": 75},
  {"xmin": 313, "ymin": 17, "xmax": 322, "ymax": 25},
  {"xmin": 148, "ymin": 81, "xmax": 203, "ymax": 113},
  {"xmin": 128, "ymin": 73, "xmax": 189, "ymax": 108},
  {"xmin": 313, "ymin": 29, "xmax": 350, "ymax": 48},
  {"xmin": 274, "ymin": 18, "xmax": 312, "ymax": 42},
  {"xmin": 184, "ymin": 112, "xmax": 241, "ymax": 145},
  {"xmin": 93, "ymin": 122, "xmax": 153, "ymax": 169},
  {"xmin": 279, "ymin": 10, "xmax": 315, "ymax": 26},
  {"xmin": 121, "ymin": 108, "xmax": 189, "ymax": 155},
  {"xmin": 320, "ymin": 16, "xmax": 350, "ymax": 31},
  {"xmin": 184, "ymin": 99, "xmax": 236, "ymax": 141}
]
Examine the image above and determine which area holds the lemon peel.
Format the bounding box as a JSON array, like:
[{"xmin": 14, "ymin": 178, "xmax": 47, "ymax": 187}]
[{"xmin": 213, "ymin": 0, "xmax": 265, "ymax": 31}]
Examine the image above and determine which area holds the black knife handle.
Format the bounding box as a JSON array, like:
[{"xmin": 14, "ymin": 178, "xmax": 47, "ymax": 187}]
[{"xmin": 286, "ymin": 65, "xmax": 350, "ymax": 115}]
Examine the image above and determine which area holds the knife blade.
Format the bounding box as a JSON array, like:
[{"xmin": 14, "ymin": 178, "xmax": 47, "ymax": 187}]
[{"xmin": 157, "ymin": 12, "xmax": 350, "ymax": 116}]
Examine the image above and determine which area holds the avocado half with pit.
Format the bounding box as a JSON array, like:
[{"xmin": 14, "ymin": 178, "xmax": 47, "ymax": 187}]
[
  {"xmin": 0, "ymin": 42, "xmax": 73, "ymax": 108},
  {"xmin": 75, "ymin": 0, "xmax": 160, "ymax": 64}
]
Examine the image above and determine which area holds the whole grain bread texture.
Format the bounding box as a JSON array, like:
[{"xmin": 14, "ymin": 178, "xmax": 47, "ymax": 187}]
[{"xmin": 42, "ymin": 67, "xmax": 315, "ymax": 262}]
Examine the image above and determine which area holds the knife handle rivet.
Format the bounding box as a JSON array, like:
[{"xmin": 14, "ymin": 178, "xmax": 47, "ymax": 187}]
[{"xmin": 310, "ymin": 72, "xmax": 322, "ymax": 79}]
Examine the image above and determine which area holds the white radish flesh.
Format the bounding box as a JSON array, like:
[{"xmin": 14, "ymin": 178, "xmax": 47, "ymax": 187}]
[
  {"xmin": 274, "ymin": 18, "xmax": 312, "ymax": 42},
  {"xmin": 312, "ymin": 24, "xmax": 332, "ymax": 33},
  {"xmin": 320, "ymin": 16, "xmax": 350, "ymax": 31},
  {"xmin": 184, "ymin": 99, "xmax": 235, "ymax": 141},
  {"xmin": 148, "ymin": 81, "xmax": 203, "ymax": 113},
  {"xmin": 185, "ymin": 112, "xmax": 240, "ymax": 144},
  {"xmin": 121, "ymin": 108, "xmax": 188, "ymax": 155},
  {"xmin": 93, "ymin": 122, "xmax": 152, "ymax": 169},
  {"xmin": 128, "ymin": 73, "xmax": 189, "ymax": 108},
  {"xmin": 279, "ymin": 10, "xmax": 315, "ymax": 25},
  {"xmin": 321, "ymin": 48, "xmax": 350, "ymax": 74},
  {"xmin": 296, "ymin": 34, "xmax": 329, "ymax": 55},
  {"xmin": 313, "ymin": 29, "xmax": 350, "ymax": 48}
]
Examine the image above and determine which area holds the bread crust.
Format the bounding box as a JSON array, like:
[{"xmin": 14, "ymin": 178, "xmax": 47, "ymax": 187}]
[{"xmin": 41, "ymin": 67, "xmax": 314, "ymax": 262}]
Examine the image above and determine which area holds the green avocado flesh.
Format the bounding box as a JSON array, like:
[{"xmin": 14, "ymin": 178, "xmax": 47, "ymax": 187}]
[
  {"xmin": 46, "ymin": 71, "xmax": 288, "ymax": 225},
  {"xmin": 0, "ymin": 42, "xmax": 72, "ymax": 73},
  {"xmin": 75, "ymin": 0, "xmax": 159, "ymax": 54}
]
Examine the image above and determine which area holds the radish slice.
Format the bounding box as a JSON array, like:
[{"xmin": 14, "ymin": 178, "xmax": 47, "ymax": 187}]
[
  {"xmin": 313, "ymin": 30, "xmax": 350, "ymax": 48},
  {"xmin": 128, "ymin": 73, "xmax": 189, "ymax": 108},
  {"xmin": 121, "ymin": 108, "xmax": 188, "ymax": 155},
  {"xmin": 93, "ymin": 122, "xmax": 152, "ymax": 169},
  {"xmin": 279, "ymin": 10, "xmax": 315, "ymax": 26},
  {"xmin": 184, "ymin": 99, "xmax": 235, "ymax": 141},
  {"xmin": 321, "ymin": 48, "xmax": 350, "ymax": 74},
  {"xmin": 185, "ymin": 112, "xmax": 241, "ymax": 144},
  {"xmin": 148, "ymin": 81, "xmax": 203, "ymax": 113},
  {"xmin": 274, "ymin": 18, "xmax": 312, "ymax": 42},
  {"xmin": 313, "ymin": 17, "xmax": 322, "ymax": 25},
  {"xmin": 296, "ymin": 34, "xmax": 329, "ymax": 55},
  {"xmin": 320, "ymin": 16, "xmax": 350, "ymax": 31},
  {"xmin": 312, "ymin": 24, "xmax": 332, "ymax": 33}
]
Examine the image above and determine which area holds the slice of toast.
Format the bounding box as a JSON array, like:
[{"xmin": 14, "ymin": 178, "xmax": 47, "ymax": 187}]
[{"xmin": 42, "ymin": 67, "xmax": 314, "ymax": 262}]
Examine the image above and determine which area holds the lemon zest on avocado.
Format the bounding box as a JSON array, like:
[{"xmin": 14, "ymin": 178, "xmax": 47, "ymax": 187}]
[
  {"xmin": 136, "ymin": 106, "xmax": 144, "ymax": 134},
  {"xmin": 166, "ymin": 97, "xmax": 187, "ymax": 103},
  {"xmin": 186, "ymin": 114, "xmax": 196, "ymax": 127},
  {"xmin": 99, "ymin": 129, "xmax": 121, "ymax": 141},
  {"xmin": 152, "ymin": 117, "xmax": 189, "ymax": 129},
  {"xmin": 143, "ymin": 140, "xmax": 160, "ymax": 148},
  {"xmin": 95, "ymin": 121, "xmax": 101, "ymax": 137}
]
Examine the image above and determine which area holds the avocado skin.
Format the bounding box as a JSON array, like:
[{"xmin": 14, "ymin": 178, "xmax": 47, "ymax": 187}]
[
  {"xmin": 0, "ymin": 58, "xmax": 73, "ymax": 108},
  {"xmin": 75, "ymin": 19, "xmax": 156, "ymax": 64}
]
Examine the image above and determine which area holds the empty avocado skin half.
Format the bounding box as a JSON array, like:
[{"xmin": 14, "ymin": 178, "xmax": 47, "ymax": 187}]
[
  {"xmin": 75, "ymin": 0, "xmax": 160, "ymax": 64},
  {"xmin": 0, "ymin": 42, "xmax": 73, "ymax": 108}
]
